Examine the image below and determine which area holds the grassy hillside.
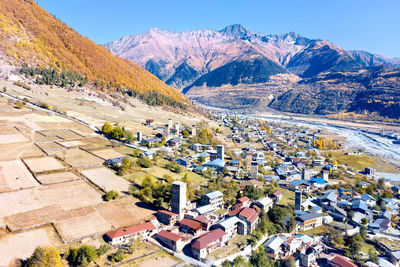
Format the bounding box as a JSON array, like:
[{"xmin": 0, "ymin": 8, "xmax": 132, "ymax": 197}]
[{"xmin": 0, "ymin": 0, "xmax": 186, "ymax": 103}]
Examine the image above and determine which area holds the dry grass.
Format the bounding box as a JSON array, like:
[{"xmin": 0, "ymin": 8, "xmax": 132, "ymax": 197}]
[
  {"xmin": 329, "ymin": 151, "xmax": 400, "ymax": 173},
  {"xmin": 0, "ymin": 228, "xmax": 52, "ymax": 266},
  {"xmin": 0, "ymin": 132, "xmax": 29, "ymax": 144},
  {"xmin": 0, "ymin": 143, "xmax": 44, "ymax": 161},
  {"xmin": 53, "ymin": 148, "xmax": 104, "ymax": 168},
  {"xmin": 0, "ymin": 159, "xmax": 39, "ymax": 192},
  {"xmin": 81, "ymin": 167, "xmax": 131, "ymax": 193},
  {"xmin": 0, "ymin": 180, "xmax": 103, "ymax": 219},
  {"xmin": 89, "ymin": 148, "xmax": 124, "ymax": 160},
  {"xmin": 35, "ymin": 171, "xmax": 81, "ymax": 184},
  {"xmin": 23, "ymin": 156, "xmax": 66, "ymax": 173}
]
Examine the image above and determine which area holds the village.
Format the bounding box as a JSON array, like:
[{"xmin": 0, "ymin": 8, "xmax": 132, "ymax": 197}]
[
  {"xmin": 1, "ymin": 92, "xmax": 400, "ymax": 266},
  {"xmin": 98, "ymin": 113, "xmax": 400, "ymax": 267}
]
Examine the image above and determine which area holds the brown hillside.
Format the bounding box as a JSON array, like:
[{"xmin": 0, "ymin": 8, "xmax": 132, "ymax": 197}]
[{"xmin": 0, "ymin": 0, "xmax": 185, "ymax": 102}]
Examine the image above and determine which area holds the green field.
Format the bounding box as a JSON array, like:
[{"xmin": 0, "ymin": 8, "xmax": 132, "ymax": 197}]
[
  {"xmin": 279, "ymin": 188, "xmax": 295, "ymax": 206},
  {"xmin": 299, "ymin": 225, "xmax": 335, "ymax": 236}
]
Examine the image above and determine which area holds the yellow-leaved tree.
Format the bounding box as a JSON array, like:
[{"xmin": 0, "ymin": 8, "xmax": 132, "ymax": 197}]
[{"xmin": 27, "ymin": 246, "xmax": 62, "ymax": 267}]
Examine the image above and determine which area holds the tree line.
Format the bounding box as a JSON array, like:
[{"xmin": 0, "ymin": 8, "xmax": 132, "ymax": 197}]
[{"xmin": 20, "ymin": 64, "xmax": 87, "ymax": 88}]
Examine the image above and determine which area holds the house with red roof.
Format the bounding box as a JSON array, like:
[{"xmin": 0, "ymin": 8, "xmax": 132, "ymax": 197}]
[
  {"xmin": 191, "ymin": 229, "xmax": 227, "ymax": 260},
  {"xmin": 237, "ymin": 207, "xmax": 259, "ymax": 234},
  {"xmin": 237, "ymin": 196, "xmax": 251, "ymax": 207},
  {"xmin": 105, "ymin": 221, "xmax": 156, "ymax": 245},
  {"xmin": 271, "ymin": 189, "xmax": 283, "ymax": 202},
  {"xmin": 157, "ymin": 210, "xmax": 179, "ymax": 225},
  {"xmin": 193, "ymin": 215, "xmax": 211, "ymax": 231},
  {"xmin": 328, "ymin": 254, "xmax": 357, "ymax": 267},
  {"xmin": 155, "ymin": 230, "xmax": 183, "ymax": 251},
  {"xmin": 179, "ymin": 218, "xmax": 202, "ymax": 235}
]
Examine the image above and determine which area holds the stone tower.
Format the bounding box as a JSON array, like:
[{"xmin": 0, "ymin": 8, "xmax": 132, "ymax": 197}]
[
  {"xmin": 137, "ymin": 131, "xmax": 142, "ymax": 142},
  {"xmin": 295, "ymin": 190, "xmax": 302, "ymax": 211},
  {"xmin": 217, "ymin": 145, "xmax": 224, "ymax": 161},
  {"xmin": 171, "ymin": 181, "xmax": 187, "ymax": 220}
]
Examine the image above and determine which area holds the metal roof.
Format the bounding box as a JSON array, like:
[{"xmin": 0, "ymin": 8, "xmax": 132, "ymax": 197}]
[{"xmin": 204, "ymin": 190, "xmax": 223, "ymax": 199}]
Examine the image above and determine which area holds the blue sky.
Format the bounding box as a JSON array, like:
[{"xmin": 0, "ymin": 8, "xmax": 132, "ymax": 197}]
[{"xmin": 36, "ymin": 0, "xmax": 399, "ymax": 58}]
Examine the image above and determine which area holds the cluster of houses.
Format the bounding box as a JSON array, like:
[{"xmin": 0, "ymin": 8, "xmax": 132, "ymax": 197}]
[
  {"xmin": 103, "ymin": 180, "xmax": 282, "ymax": 261},
  {"xmin": 102, "ymin": 115, "xmax": 400, "ymax": 266}
]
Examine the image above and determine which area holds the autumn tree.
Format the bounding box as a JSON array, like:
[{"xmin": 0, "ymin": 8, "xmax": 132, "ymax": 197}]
[
  {"xmin": 27, "ymin": 246, "xmax": 62, "ymax": 267},
  {"xmin": 117, "ymin": 157, "xmax": 131, "ymax": 175},
  {"xmin": 101, "ymin": 122, "xmax": 113, "ymax": 135}
]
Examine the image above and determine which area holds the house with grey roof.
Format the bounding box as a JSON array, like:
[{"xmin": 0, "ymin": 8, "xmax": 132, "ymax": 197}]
[{"xmin": 201, "ymin": 191, "xmax": 224, "ymax": 209}]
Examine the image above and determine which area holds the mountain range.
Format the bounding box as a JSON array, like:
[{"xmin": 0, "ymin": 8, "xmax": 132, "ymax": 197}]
[
  {"xmin": 105, "ymin": 24, "xmax": 400, "ymax": 119},
  {"xmin": 0, "ymin": 0, "xmax": 186, "ymax": 105}
]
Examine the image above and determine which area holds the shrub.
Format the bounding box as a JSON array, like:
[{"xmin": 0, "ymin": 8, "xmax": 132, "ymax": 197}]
[
  {"xmin": 104, "ymin": 190, "xmax": 119, "ymax": 201},
  {"xmin": 137, "ymin": 157, "xmax": 152, "ymax": 168},
  {"xmin": 67, "ymin": 245, "xmax": 98, "ymax": 266},
  {"xmin": 15, "ymin": 101, "xmax": 25, "ymax": 109},
  {"xmin": 110, "ymin": 251, "xmax": 125, "ymax": 262},
  {"xmin": 97, "ymin": 244, "xmax": 111, "ymax": 256},
  {"xmin": 13, "ymin": 81, "xmax": 31, "ymax": 90}
]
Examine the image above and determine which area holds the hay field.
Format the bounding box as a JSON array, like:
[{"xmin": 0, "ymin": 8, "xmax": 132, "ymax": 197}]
[
  {"xmin": 81, "ymin": 167, "xmax": 131, "ymax": 193},
  {"xmin": 0, "ymin": 125, "xmax": 18, "ymax": 133},
  {"xmin": 0, "ymin": 133, "xmax": 29, "ymax": 144},
  {"xmin": 0, "ymin": 143, "xmax": 44, "ymax": 161},
  {"xmin": 54, "ymin": 211, "xmax": 110, "ymax": 242},
  {"xmin": 39, "ymin": 129, "xmax": 83, "ymax": 140},
  {"xmin": 0, "ymin": 228, "xmax": 52, "ymax": 266},
  {"xmin": 54, "ymin": 148, "xmax": 104, "ymax": 167},
  {"xmin": 0, "ymin": 180, "xmax": 103, "ymax": 219},
  {"xmin": 23, "ymin": 156, "xmax": 66, "ymax": 173},
  {"xmin": 57, "ymin": 140, "xmax": 85, "ymax": 148},
  {"xmin": 36, "ymin": 171, "xmax": 81, "ymax": 184},
  {"xmin": 0, "ymin": 159, "xmax": 39, "ymax": 192},
  {"xmin": 35, "ymin": 141, "xmax": 66, "ymax": 153},
  {"xmin": 94, "ymin": 197, "xmax": 155, "ymax": 229},
  {"xmin": 90, "ymin": 148, "xmax": 124, "ymax": 160}
]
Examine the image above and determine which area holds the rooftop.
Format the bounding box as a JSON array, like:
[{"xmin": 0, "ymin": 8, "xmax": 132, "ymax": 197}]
[
  {"xmin": 218, "ymin": 216, "xmax": 243, "ymax": 229},
  {"xmin": 264, "ymin": 235, "xmax": 284, "ymax": 251},
  {"xmin": 204, "ymin": 191, "xmax": 223, "ymax": 199},
  {"xmin": 180, "ymin": 218, "xmax": 202, "ymax": 231},
  {"xmin": 298, "ymin": 213, "xmax": 322, "ymax": 222},
  {"xmin": 106, "ymin": 222, "xmax": 155, "ymax": 239},
  {"xmin": 192, "ymin": 229, "xmax": 226, "ymax": 250},
  {"xmin": 195, "ymin": 204, "xmax": 215, "ymax": 215},
  {"xmin": 331, "ymin": 254, "xmax": 357, "ymax": 267},
  {"xmin": 157, "ymin": 230, "xmax": 182, "ymax": 242}
]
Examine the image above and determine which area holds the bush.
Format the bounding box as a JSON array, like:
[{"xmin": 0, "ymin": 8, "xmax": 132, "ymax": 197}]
[
  {"xmin": 104, "ymin": 190, "xmax": 119, "ymax": 201},
  {"xmin": 39, "ymin": 102, "xmax": 51, "ymax": 109},
  {"xmin": 13, "ymin": 81, "xmax": 31, "ymax": 90},
  {"xmin": 118, "ymin": 157, "xmax": 131, "ymax": 175},
  {"xmin": 15, "ymin": 101, "xmax": 25, "ymax": 109},
  {"xmin": 165, "ymin": 161, "xmax": 184, "ymax": 173},
  {"xmin": 137, "ymin": 157, "xmax": 152, "ymax": 168},
  {"xmin": 110, "ymin": 251, "xmax": 125, "ymax": 262},
  {"xmin": 97, "ymin": 244, "xmax": 111, "ymax": 256},
  {"xmin": 67, "ymin": 245, "xmax": 98, "ymax": 266}
]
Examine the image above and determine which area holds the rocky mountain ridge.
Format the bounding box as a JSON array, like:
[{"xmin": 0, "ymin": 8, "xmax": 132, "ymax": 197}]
[{"xmin": 105, "ymin": 24, "xmax": 400, "ymax": 119}]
